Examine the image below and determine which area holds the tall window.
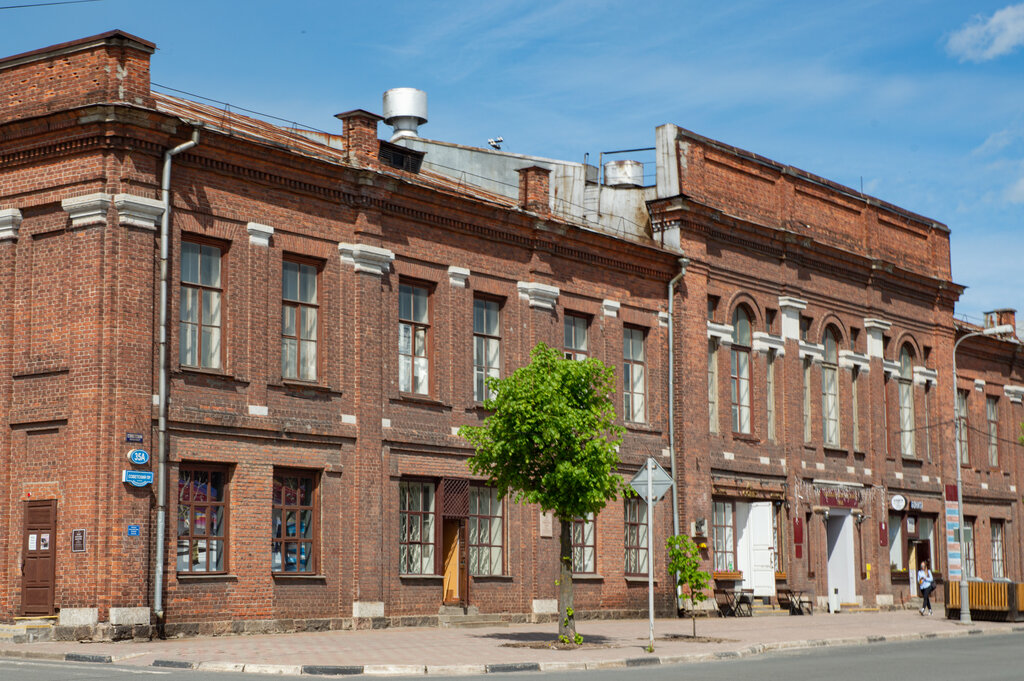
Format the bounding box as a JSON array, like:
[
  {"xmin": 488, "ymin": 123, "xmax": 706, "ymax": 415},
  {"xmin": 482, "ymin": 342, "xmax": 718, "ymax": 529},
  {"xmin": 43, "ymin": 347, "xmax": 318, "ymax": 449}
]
[
  {"xmin": 473, "ymin": 299, "xmax": 500, "ymax": 401},
  {"xmin": 992, "ymin": 519, "xmax": 1005, "ymax": 580},
  {"xmin": 708, "ymin": 340, "xmax": 719, "ymax": 433},
  {"xmin": 851, "ymin": 367, "xmax": 861, "ymax": 451},
  {"xmin": 888, "ymin": 513, "xmax": 903, "ymax": 570},
  {"xmin": 399, "ymin": 284, "xmax": 430, "ymax": 394},
  {"xmin": 271, "ymin": 470, "xmax": 317, "ymax": 573},
  {"xmin": 623, "ymin": 327, "xmax": 646, "ymax": 423},
  {"xmin": 731, "ymin": 307, "xmax": 752, "ymax": 434},
  {"xmin": 469, "ymin": 486, "xmax": 503, "ymax": 576},
  {"xmin": 821, "ymin": 328, "xmax": 840, "ymax": 447},
  {"xmin": 571, "ymin": 514, "xmax": 596, "ymax": 573},
  {"xmin": 624, "ymin": 498, "xmax": 648, "ymax": 575},
  {"xmin": 180, "ymin": 241, "xmax": 222, "ymax": 369},
  {"xmin": 987, "ymin": 396, "xmax": 999, "ymax": 468},
  {"xmin": 956, "ymin": 389, "xmax": 970, "ymax": 465},
  {"xmin": 177, "ymin": 466, "xmax": 228, "ymax": 573},
  {"xmin": 281, "ymin": 260, "xmax": 318, "ymax": 381},
  {"xmin": 803, "ymin": 358, "xmax": 813, "ymax": 442},
  {"xmin": 962, "ymin": 518, "xmax": 976, "ymax": 579},
  {"xmin": 564, "ymin": 314, "xmax": 588, "ymax": 360},
  {"xmin": 712, "ymin": 501, "xmax": 736, "ymax": 572},
  {"xmin": 766, "ymin": 350, "xmax": 776, "ymax": 442},
  {"xmin": 399, "ymin": 481, "xmax": 436, "ymax": 574},
  {"xmin": 898, "ymin": 346, "xmax": 916, "ymax": 458}
]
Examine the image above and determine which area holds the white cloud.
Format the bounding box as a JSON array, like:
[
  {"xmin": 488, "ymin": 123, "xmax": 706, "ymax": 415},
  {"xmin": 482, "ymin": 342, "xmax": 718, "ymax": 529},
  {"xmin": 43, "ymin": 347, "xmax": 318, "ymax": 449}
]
[
  {"xmin": 1005, "ymin": 175, "xmax": 1024, "ymax": 203},
  {"xmin": 947, "ymin": 4, "xmax": 1024, "ymax": 62}
]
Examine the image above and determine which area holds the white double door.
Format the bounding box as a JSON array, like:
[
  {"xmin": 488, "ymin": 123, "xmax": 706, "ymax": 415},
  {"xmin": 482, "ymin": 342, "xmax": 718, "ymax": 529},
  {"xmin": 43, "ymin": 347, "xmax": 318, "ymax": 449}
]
[{"xmin": 736, "ymin": 501, "xmax": 776, "ymax": 598}]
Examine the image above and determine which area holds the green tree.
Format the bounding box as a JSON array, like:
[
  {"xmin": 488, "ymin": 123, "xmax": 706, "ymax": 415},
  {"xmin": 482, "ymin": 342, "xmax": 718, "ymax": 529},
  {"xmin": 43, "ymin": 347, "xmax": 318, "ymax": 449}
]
[
  {"xmin": 459, "ymin": 343, "xmax": 626, "ymax": 644},
  {"xmin": 666, "ymin": 534, "xmax": 711, "ymax": 638}
]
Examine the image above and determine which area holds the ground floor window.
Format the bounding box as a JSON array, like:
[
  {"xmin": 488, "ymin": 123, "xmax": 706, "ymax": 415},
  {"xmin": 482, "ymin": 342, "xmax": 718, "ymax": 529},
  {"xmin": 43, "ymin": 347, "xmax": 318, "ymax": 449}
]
[
  {"xmin": 177, "ymin": 465, "xmax": 228, "ymax": 573},
  {"xmin": 992, "ymin": 519, "xmax": 1005, "ymax": 580},
  {"xmin": 624, "ymin": 497, "xmax": 648, "ymax": 575},
  {"xmin": 963, "ymin": 518, "xmax": 976, "ymax": 579},
  {"xmin": 400, "ymin": 480, "xmax": 436, "ymax": 575},
  {"xmin": 468, "ymin": 486, "xmax": 502, "ymax": 576},
  {"xmin": 572, "ymin": 514, "xmax": 596, "ymax": 573},
  {"xmin": 272, "ymin": 469, "xmax": 318, "ymax": 573},
  {"xmin": 712, "ymin": 501, "xmax": 736, "ymax": 572},
  {"xmin": 888, "ymin": 513, "xmax": 903, "ymax": 571}
]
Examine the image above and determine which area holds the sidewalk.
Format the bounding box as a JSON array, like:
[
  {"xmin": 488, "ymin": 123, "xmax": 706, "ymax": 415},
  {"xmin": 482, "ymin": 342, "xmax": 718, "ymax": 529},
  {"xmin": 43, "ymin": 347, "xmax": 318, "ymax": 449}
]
[{"xmin": 2, "ymin": 610, "xmax": 1022, "ymax": 676}]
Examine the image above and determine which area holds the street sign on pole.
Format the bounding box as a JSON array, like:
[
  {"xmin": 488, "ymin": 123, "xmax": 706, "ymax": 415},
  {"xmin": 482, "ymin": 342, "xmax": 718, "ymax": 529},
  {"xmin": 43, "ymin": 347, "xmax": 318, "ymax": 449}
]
[{"xmin": 629, "ymin": 457, "xmax": 675, "ymax": 651}]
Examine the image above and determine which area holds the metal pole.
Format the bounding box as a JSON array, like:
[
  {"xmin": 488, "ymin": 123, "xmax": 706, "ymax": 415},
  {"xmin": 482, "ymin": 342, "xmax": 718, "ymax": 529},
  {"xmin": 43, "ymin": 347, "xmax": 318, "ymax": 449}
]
[
  {"xmin": 952, "ymin": 334, "xmax": 971, "ymax": 624},
  {"xmin": 647, "ymin": 457, "xmax": 654, "ymax": 651}
]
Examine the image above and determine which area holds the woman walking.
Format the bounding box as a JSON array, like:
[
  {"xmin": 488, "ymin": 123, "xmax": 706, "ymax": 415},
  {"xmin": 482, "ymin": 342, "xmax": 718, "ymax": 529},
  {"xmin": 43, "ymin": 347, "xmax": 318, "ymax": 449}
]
[{"xmin": 918, "ymin": 560, "xmax": 934, "ymax": 615}]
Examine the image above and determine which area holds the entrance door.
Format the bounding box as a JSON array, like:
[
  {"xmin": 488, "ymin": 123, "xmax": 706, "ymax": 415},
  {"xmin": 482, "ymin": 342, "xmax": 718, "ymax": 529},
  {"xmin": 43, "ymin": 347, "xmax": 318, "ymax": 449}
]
[
  {"xmin": 22, "ymin": 500, "xmax": 57, "ymax": 616},
  {"xmin": 749, "ymin": 502, "xmax": 776, "ymax": 598},
  {"xmin": 826, "ymin": 511, "xmax": 856, "ymax": 606},
  {"xmin": 442, "ymin": 519, "xmax": 468, "ymax": 605},
  {"xmin": 908, "ymin": 540, "xmax": 931, "ymax": 597}
]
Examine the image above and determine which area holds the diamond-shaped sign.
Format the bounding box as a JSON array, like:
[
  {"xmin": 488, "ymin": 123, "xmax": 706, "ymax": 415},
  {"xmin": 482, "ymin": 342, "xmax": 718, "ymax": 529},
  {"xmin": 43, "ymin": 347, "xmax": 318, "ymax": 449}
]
[{"xmin": 629, "ymin": 458, "xmax": 673, "ymax": 504}]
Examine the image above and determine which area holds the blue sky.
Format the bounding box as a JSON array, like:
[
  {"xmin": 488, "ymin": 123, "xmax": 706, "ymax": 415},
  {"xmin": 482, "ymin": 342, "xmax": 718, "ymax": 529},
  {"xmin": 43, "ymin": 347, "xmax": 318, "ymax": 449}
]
[{"xmin": 4, "ymin": 1, "xmax": 1023, "ymax": 326}]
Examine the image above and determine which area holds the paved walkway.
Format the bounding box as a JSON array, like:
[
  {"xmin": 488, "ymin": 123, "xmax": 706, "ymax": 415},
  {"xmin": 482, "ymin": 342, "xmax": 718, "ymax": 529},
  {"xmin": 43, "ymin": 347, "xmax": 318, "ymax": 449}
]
[{"xmin": 2, "ymin": 611, "xmax": 1022, "ymax": 675}]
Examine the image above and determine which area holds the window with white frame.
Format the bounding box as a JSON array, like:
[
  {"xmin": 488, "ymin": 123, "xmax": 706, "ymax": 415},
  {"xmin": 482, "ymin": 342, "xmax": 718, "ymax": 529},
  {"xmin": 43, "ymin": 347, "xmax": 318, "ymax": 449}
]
[
  {"xmin": 986, "ymin": 396, "xmax": 999, "ymax": 468},
  {"xmin": 473, "ymin": 298, "xmax": 500, "ymax": 402},
  {"xmin": 731, "ymin": 307, "xmax": 752, "ymax": 434},
  {"xmin": 821, "ymin": 327, "xmax": 840, "ymax": 447},
  {"xmin": 399, "ymin": 284, "xmax": 430, "ymax": 394},
  {"xmin": 623, "ymin": 327, "xmax": 646, "ymax": 423},
  {"xmin": 399, "ymin": 481, "xmax": 436, "ymax": 574},
  {"xmin": 898, "ymin": 346, "xmax": 916, "ymax": 458},
  {"xmin": 712, "ymin": 501, "xmax": 736, "ymax": 572}
]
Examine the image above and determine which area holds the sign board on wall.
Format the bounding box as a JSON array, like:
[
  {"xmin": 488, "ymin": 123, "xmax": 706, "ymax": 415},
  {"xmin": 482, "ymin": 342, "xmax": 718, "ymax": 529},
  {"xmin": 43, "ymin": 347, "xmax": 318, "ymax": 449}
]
[
  {"xmin": 818, "ymin": 486, "xmax": 860, "ymax": 508},
  {"xmin": 71, "ymin": 529, "xmax": 86, "ymax": 553}
]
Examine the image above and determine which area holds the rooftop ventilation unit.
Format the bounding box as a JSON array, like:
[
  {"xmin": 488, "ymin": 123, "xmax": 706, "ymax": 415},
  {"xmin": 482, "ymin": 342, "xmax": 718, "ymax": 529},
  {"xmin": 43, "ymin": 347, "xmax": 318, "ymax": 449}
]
[
  {"xmin": 383, "ymin": 88, "xmax": 428, "ymax": 143},
  {"xmin": 603, "ymin": 160, "xmax": 644, "ymax": 188}
]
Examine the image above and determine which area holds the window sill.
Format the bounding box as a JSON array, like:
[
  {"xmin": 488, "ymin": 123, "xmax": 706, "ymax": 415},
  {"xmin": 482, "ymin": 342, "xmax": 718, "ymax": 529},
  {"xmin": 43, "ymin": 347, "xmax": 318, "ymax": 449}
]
[
  {"xmin": 624, "ymin": 422, "xmax": 661, "ymax": 434},
  {"xmin": 176, "ymin": 573, "xmax": 238, "ymax": 582},
  {"xmin": 399, "ymin": 573, "xmax": 444, "ymax": 580},
  {"xmin": 624, "ymin": 575, "xmax": 656, "ymax": 584},
  {"xmin": 471, "ymin": 574, "xmax": 514, "ymax": 582},
  {"xmin": 272, "ymin": 573, "xmax": 326, "ymax": 581},
  {"xmin": 393, "ymin": 393, "xmax": 449, "ymax": 408},
  {"xmin": 270, "ymin": 380, "xmax": 341, "ymax": 396},
  {"xmin": 572, "ymin": 573, "xmax": 604, "ymax": 581},
  {"xmin": 177, "ymin": 367, "xmax": 247, "ymax": 384},
  {"xmin": 732, "ymin": 433, "xmax": 760, "ymax": 443},
  {"xmin": 823, "ymin": 446, "xmax": 846, "ymax": 456}
]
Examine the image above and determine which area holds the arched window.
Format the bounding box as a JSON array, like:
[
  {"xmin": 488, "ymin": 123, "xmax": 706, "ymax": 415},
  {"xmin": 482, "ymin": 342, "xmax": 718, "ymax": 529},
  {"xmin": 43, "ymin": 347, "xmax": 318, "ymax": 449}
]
[
  {"xmin": 898, "ymin": 345, "xmax": 915, "ymax": 458},
  {"xmin": 821, "ymin": 327, "xmax": 840, "ymax": 447},
  {"xmin": 731, "ymin": 307, "xmax": 752, "ymax": 434}
]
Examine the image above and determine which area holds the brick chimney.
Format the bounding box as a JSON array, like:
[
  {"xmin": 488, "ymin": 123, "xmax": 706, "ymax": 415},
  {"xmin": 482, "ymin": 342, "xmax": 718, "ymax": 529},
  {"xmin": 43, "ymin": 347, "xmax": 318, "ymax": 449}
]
[
  {"xmin": 0, "ymin": 30, "xmax": 155, "ymax": 124},
  {"xmin": 517, "ymin": 166, "xmax": 550, "ymax": 215},
  {"xmin": 335, "ymin": 109, "xmax": 383, "ymax": 167},
  {"xmin": 984, "ymin": 308, "xmax": 1017, "ymax": 337}
]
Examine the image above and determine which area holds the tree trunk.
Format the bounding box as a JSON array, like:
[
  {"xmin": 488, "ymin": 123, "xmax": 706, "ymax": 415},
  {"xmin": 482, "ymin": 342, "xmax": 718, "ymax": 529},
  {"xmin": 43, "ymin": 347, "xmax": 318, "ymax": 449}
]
[
  {"xmin": 557, "ymin": 518, "xmax": 576, "ymax": 643},
  {"xmin": 692, "ymin": 612, "xmax": 696, "ymax": 638}
]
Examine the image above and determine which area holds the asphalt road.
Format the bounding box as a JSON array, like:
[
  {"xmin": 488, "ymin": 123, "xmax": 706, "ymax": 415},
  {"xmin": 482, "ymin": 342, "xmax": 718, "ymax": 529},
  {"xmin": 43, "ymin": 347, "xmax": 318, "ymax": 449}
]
[{"xmin": 0, "ymin": 633, "xmax": 1020, "ymax": 680}]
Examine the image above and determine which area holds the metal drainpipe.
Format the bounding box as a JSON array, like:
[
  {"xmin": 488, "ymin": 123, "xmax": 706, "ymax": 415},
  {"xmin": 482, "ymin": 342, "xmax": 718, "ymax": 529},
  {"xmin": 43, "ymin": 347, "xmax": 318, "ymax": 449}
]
[
  {"xmin": 154, "ymin": 130, "xmax": 200, "ymax": 623},
  {"xmin": 667, "ymin": 255, "xmax": 689, "ymax": 604}
]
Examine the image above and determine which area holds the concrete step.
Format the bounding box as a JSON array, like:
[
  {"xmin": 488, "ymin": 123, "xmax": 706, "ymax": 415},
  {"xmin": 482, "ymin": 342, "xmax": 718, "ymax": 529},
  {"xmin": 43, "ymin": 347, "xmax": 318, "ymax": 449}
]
[
  {"xmin": 437, "ymin": 614, "xmax": 508, "ymax": 629},
  {"xmin": 0, "ymin": 617, "xmax": 56, "ymax": 643}
]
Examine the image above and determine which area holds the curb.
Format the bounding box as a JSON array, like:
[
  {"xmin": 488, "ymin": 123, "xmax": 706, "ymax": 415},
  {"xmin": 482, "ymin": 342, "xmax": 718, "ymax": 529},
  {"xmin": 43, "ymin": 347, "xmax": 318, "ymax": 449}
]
[{"xmin": 3, "ymin": 624, "xmax": 1022, "ymax": 676}]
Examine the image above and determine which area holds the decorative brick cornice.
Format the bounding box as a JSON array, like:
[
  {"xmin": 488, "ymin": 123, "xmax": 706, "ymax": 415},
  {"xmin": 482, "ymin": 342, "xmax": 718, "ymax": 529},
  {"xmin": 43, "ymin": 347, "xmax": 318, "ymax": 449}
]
[
  {"xmin": 1003, "ymin": 385, "xmax": 1024, "ymax": 404},
  {"xmin": 517, "ymin": 281, "xmax": 559, "ymax": 310},
  {"xmin": 0, "ymin": 208, "xmax": 22, "ymax": 241},
  {"xmin": 883, "ymin": 359, "xmax": 900, "ymax": 378},
  {"xmin": 447, "ymin": 266, "xmax": 470, "ymax": 287},
  {"xmin": 246, "ymin": 222, "xmax": 274, "ymax": 247},
  {"xmin": 62, "ymin": 192, "xmax": 111, "ymax": 228},
  {"xmin": 339, "ymin": 242, "xmax": 395, "ymax": 275},
  {"xmin": 114, "ymin": 194, "xmax": 163, "ymax": 230}
]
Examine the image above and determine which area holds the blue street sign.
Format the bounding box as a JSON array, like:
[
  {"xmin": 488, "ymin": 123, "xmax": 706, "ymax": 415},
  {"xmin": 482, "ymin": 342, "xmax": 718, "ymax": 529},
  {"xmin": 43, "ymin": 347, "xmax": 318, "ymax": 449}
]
[
  {"xmin": 127, "ymin": 449, "xmax": 150, "ymax": 465},
  {"xmin": 122, "ymin": 470, "xmax": 154, "ymax": 487},
  {"xmin": 127, "ymin": 525, "xmax": 141, "ymax": 536},
  {"xmin": 125, "ymin": 433, "xmax": 144, "ymax": 443}
]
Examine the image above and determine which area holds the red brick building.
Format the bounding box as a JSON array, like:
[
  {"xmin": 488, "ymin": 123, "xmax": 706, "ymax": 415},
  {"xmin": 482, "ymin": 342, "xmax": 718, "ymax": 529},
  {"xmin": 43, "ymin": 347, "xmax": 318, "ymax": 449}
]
[{"xmin": 0, "ymin": 31, "xmax": 1021, "ymax": 638}]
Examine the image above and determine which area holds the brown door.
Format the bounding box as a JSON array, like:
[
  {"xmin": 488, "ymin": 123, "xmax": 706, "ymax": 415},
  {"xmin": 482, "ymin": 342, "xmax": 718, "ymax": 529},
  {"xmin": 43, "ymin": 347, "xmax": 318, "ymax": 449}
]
[{"xmin": 22, "ymin": 500, "xmax": 57, "ymax": 616}]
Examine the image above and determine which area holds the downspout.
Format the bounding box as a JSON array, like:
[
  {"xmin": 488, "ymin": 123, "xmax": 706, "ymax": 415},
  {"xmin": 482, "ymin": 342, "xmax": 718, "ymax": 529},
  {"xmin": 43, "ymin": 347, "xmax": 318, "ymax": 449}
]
[
  {"xmin": 154, "ymin": 130, "xmax": 200, "ymax": 625},
  {"xmin": 667, "ymin": 255, "xmax": 689, "ymax": 604}
]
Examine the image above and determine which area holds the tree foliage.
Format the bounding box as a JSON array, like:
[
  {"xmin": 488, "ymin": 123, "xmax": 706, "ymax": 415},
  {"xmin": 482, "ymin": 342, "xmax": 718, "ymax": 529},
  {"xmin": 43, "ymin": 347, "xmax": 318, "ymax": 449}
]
[
  {"xmin": 666, "ymin": 534, "xmax": 711, "ymax": 637},
  {"xmin": 459, "ymin": 342, "xmax": 626, "ymax": 642}
]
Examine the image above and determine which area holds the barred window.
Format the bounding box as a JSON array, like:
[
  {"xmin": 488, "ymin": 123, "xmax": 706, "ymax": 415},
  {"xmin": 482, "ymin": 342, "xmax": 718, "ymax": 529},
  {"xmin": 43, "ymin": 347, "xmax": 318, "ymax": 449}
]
[
  {"xmin": 272, "ymin": 470, "xmax": 317, "ymax": 573},
  {"xmin": 177, "ymin": 466, "xmax": 228, "ymax": 573},
  {"xmin": 624, "ymin": 497, "xmax": 648, "ymax": 575},
  {"xmin": 399, "ymin": 481, "xmax": 436, "ymax": 574}
]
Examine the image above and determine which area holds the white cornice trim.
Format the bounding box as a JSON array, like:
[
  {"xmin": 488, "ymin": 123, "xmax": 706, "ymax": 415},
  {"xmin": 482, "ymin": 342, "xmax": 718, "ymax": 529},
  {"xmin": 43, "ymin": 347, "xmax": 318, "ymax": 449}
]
[
  {"xmin": 62, "ymin": 192, "xmax": 111, "ymax": 228},
  {"xmin": 752, "ymin": 332, "xmax": 785, "ymax": 356},
  {"xmin": 602, "ymin": 299, "xmax": 620, "ymax": 318},
  {"xmin": 864, "ymin": 317, "xmax": 891, "ymax": 358},
  {"xmin": 883, "ymin": 359, "xmax": 900, "ymax": 378},
  {"xmin": 1004, "ymin": 385, "xmax": 1024, "ymax": 404},
  {"xmin": 658, "ymin": 311, "xmax": 669, "ymax": 327},
  {"xmin": 447, "ymin": 266, "xmax": 470, "ymax": 287},
  {"xmin": 974, "ymin": 378, "xmax": 986, "ymax": 392},
  {"xmin": 778, "ymin": 296, "xmax": 807, "ymax": 311},
  {"xmin": 707, "ymin": 321, "xmax": 734, "ymax": 345},
  {"xmin": 114, "ymin": 194, "xmax": 164, "ymax": 230},
  {"xmin": 839, "ymin": 350, "xmax": 870, "ymax": 372},
  {"xmin": 0, "ymin": 208, "xmax": 22, "ymax": 241},
  {"xmin": 517, "ymin": 281, "xmax": 559, "ymax": 310},
  {"xmin": 339, "ymin": 243, "xmax": 395, "ymax": 276},
  {"xmin": 246, "ymin": 222, "xmax": 274, "ymax": 246},
  {"xmin": 913, "ymin": 366, "xmax": 938, "ymax": 387},
  {"xmin": 799, "ymin": 341, "xmax": 824, "ymax": 363}
]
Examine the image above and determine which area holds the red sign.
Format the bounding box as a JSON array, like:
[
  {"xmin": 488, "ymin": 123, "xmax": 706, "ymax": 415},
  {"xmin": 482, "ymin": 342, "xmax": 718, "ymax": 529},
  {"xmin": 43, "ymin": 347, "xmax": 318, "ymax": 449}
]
[
  {"xmin": 818, "ymin": 487, "xmax": 860, "ymax": 508},
  {"xmin": 879, "ymin": 521, "xmax": 888, "ymax": 547},
  {"xmin": 945, "ymin": 484, "xmax": 958, "ymax": 502},
  {"xmin": 793, "ymin": 517, "xmax": 804, "ymax": 545}
]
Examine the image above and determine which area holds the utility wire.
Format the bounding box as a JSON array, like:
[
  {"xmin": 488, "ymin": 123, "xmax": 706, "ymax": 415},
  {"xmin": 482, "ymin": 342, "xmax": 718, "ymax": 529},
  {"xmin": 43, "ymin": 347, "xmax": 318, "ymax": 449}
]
[{"xmin": 0, "ymin": 0, "xmax": 100, "ymax": 9}]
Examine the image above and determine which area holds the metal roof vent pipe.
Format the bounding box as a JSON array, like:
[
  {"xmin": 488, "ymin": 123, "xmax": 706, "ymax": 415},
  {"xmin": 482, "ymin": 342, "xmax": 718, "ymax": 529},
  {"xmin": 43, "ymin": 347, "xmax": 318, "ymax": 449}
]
[
  {"xmin": 603, "ymin": 160, "xmax": 644, "ymax": 187},
  {"xmin": 383, "ymin": 88, "xmax": 428, "ymax": 142}
]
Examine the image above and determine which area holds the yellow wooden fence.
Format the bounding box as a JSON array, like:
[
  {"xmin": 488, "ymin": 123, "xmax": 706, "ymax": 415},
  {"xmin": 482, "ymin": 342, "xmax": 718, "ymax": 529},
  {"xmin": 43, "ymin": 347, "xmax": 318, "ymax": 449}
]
[{"xmin": 947, "ymin": 581, "xmax": 1009, "ymax": 611}]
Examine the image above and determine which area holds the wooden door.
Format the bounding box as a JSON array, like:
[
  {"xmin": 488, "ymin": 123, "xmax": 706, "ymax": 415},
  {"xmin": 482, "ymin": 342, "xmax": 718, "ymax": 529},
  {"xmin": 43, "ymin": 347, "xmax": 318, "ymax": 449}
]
[
  {"xmin": 443, "ymin": 520, "xmax": 460, "ymax": 604},
  {"xmin": 22, "ymin": 500, "xmax": 57, "ymax": 616}
]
